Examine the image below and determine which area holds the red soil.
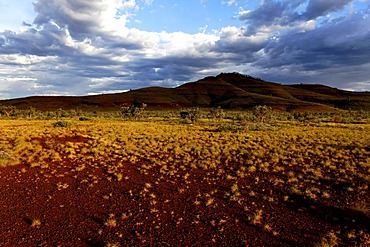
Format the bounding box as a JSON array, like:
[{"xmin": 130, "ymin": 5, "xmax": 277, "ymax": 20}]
[{"xmin": 1, "ymin": 139, "xmax": 369, "ymax": 246}]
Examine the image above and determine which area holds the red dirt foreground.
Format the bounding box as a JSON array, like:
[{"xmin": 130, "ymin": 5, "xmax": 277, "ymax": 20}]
[{"xmin": 1, "ymin": 145, "xmax": 369, "ymax": 246}]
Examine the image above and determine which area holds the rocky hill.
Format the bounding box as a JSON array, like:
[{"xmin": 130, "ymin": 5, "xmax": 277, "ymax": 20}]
[{"xmin": 1, "ymin": 72, "xmax": 369, "ymax": 111}]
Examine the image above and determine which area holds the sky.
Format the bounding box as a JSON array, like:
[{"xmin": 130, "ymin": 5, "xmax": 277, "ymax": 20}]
[{"xmin": 0, "ymin": 0, "xmax": 369, "ymax": 99}]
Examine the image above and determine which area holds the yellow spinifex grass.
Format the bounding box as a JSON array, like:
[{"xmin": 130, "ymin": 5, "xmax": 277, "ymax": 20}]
[
  {"xmin": 0, "ymin": 117, "xmax": 369, "ymax": 245},
  {"xmin": 0, "ymin": 118, "xmax": 368, "ymax": 188}
]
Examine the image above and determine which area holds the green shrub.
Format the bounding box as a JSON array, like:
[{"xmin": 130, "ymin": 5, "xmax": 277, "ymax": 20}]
[
  {"xmin": 0, "ymin": 105, "xmax": 16, "ymax": 117},
  {"xmin": 293, "ymin": 112, "xmax": 317, "ymax": 122},
  {"xmin": 180, "ymin": 107, "xmax": 201, "ymax": 123},
  {"xmin": 252, "ymin": 105, "xmax": 274, "ymax": 123},
  {"xmin": 53, "ymin": 121, "xmax": 72, "ymax": 128},
  {"xmin": 210, "ymin": 106, "xmax": 224, "ymax": 121},
  {"xmin": 120, "ymin": 103, "xmax": 147, "ymax": 119},
  {"xmin": 78, "ymin": 116, "xmax": 90, "ymax": 121}
]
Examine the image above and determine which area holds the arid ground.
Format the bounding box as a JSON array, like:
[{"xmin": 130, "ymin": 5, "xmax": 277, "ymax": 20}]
[{"xmin": 0, "ymin": 117, "xmax": 369, "ymax": 246}]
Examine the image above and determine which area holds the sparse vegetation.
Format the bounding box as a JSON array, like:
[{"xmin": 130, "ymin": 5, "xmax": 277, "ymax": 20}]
[
  {"xmin": 0, "ymin": 105, "xmax": 16, "ymax": 117},
  {"xmin": 30, "ymin": 219, "xmax": 41, "ymax": 227},
  {"xmin": 180, "ymin": 107, "xmax": 201, "ymax": 123},
  {"xmin": 316, "ymin": 231, "xmax": 339, "ymax": 247},
  {"xmin": 78, "ymin": 116, "xmax": 91, "ymax": 121},
  {"xmin": 210, "ymin": 106, "xmax": 224, "ymax": 121},
  {"xmin": 0, "ymin": 151, "xmax": 13, "ymax": 167},
  {"xmin": 53, "ymin": 120, "xmax": 73, "ymax": 128},
  {"xmin": 0, "ymin": 109, "xmax": 369, "ymax": 246},
  {"xmin": 351, "ymin": 202, "xmax": 369, "ymax": 216},
  {"xmin": 120, "ymin": 103, "xmax": 147, "ymax": 119},
  {"xmin": 0, "ymin": 71, "xmax": 369, "ymax": 245},
  {"xmin": 104, "ymin": 218, "xmax": 117, "ymax": 227},
  {"xmin": 252, "ymin": 105, "xmax": 274, "ymax": 124}
]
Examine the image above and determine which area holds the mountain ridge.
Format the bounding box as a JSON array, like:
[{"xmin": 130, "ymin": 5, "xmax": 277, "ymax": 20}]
[{"xmin": 1, "ymin": 72, "xmax": 369, "ymax": 112}]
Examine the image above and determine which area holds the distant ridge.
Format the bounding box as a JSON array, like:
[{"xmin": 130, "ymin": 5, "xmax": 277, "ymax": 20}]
[{"xmin": 1, "ymin": 72, "xmax": 369, "ymax": 111}]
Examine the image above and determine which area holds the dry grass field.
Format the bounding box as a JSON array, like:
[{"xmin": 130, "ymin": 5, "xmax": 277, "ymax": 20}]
[{"xmin": 0, "ymin": 113, "xmax": 369, "ymax": 246}]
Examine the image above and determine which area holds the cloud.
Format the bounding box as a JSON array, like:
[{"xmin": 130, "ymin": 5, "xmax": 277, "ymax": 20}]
[
  {"xmin": 2, "ymin": 77, "xmax": 38, "ymax": 82},
  {"xmin": 223, "ymin": 0, "xmax": 244, "ymax": 6},
  {"xmin": 239, "ymin": 0, "xmax": 305, "ymax": 33},
  {"xmin": 22, "ymin": 22, "xmax": 32, "ymax": 27},
  {"xmin": 1, "ymin": 0, "xmax": 222, "ymax": 97},
  {"xmin": 33, "ymin": 0, "xmax": 138, "ymax": 36},
  {"xmin": 259, "ymin": 9, "xmax": 370, "ymax": 70},
  {"xmin": 304, "ymin": 0, "xmax": 355, "ymax": 19},
  {"xmin": 0, "ymin": 54, "xmax": 50, "ymax": 65},
  {"xmin": 238, "ymin": 0, "xmax": 358, "ymax": 33},
  {"xmin": 0, "ymin": 0, "xmax": 370, "ymax": 99},
  {"xmin": 224, "ymin": 0, "xmax": 370, "ymax": 91},
  {"xmin": 141, "ymin": 0, "xmax": 154, "ymax": 5}
]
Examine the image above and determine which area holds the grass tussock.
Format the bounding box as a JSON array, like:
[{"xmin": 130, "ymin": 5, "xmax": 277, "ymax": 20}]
[{"xmin": 0, "ymin": 110, "xmax": 369, "ymax": 246}]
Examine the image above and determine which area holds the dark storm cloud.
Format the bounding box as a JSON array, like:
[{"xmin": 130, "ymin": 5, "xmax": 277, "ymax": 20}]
[
  {"xmin": 304, "ymin": 0, "xmax": 355, "ymax": 19},
  {"xmin": 219, "ymin": 0, "xmax": 370, "ymax": 91},
  {"xmin": 123, "ymin": 54, "xmax": 223, "ymax": 87},
  {"xmin": 239, "ymin": 0, "xmax": 356, "ymax": 30},
  {"xmin": 258, "ymin": 9, "xmax": 370, "ymax": 69},
  {"xmin": 0, "ymin": 26, "xmax": 72, "ymax": 56},
  {"xmin": 239, "ymin": 0, "xmax": 305, "ymax": 33},
  {"xmin": 33, "ymin": 0, "xmax": 108, "ymax": 35},
  {"xmin": 32, "ymin": 0, "xmax": 143, "ymax": 50},
  {"xmin": 1, "ymin": 0, "xmax": 370, "ymax": 100},
  {"xmin": 22, "ymin": 21, "xmax": 32, "ymax": 27}
]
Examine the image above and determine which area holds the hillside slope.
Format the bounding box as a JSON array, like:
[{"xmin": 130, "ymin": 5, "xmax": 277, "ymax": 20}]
[{"xmin": 1, "ymin": 73, "xmax": 369, "ymax": 111}]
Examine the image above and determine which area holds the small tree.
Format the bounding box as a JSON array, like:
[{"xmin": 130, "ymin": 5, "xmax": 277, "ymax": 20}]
[
  {"xmin": 252, "ymin": 105, "xmax": 274, "ymax": 123},
  {"xmin": 120, "ymin": 103, "xmax": 147, "ymax": 120},
  {"xmin": 56, "ymin": 108, "xmax": 66, "ymax": 119},
  {"xmin": 69, "ymin": 109, "xmax": 83, "ymax": 118},
  {"xmin": 180, "ymin": 107, "xmax": 201, "ymax": 123},
  {"xmin": 26, "ymin": 107, "xmax": 37, "ymax": 118},
  {"xmin": 210, "ymin": 106, "xmax": 224, "ymax": 122},
  {"xmin": 0, "ymin": 105, "xmax": 16, "ymax": 117}
]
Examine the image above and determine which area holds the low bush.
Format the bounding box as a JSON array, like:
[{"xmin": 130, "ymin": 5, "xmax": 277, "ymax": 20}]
[
  {"xmin": 79, "ymin": 117, "xmax": 91, "ymax": 121},
  {"xmin": 252, "ymin": 105, "xmax": 274, "ymax": 123},
  {"xmin": 180, "ymin": 107, "xmax": 201, "ymax": 123},
  {"xmin": 53, "ymin": 121, "xmax": 73, "ymax": 128},
  {"xmin": 120, "ymin": 103, "xmax": 147, "ymax": 120},
  {"xmin": 210, "ymin": 106, "xmax": 224, "ymax": 121}
]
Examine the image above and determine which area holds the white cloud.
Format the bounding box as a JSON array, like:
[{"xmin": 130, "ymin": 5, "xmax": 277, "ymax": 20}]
[
  {"xmin": 141, "ymin": 0, "xmax": 154, "ymax": 5},
  {"xmin": 2, "ymin": 77, "xmax": 38, "ymax": 82},
  {"xmin": 0, "ymin": 54, "xmax": 50, "ymax": 65},
  {"xmin": 223, "ymin": 0, "xmax": 244, "ymax": 6},
  {"xmin": 0, "ymin": 0, "xmax": 369, "ymax": 99},
  {"xmin": 33, "ymin": 0, "xmax": 139, "ymax": 36}
]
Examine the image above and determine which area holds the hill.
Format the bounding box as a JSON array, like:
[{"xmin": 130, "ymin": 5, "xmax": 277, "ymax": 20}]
[{"xmin": 1, "ymin": 72, "xmax": 369, "ymax": 112}]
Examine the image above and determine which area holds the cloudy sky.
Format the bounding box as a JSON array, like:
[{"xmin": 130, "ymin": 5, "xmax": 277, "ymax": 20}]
[{"xmin": 0, "ymin": 0, "xmax": 369, "ymax": 99}]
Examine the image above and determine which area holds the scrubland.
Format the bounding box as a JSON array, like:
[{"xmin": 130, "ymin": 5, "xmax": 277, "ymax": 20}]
[{"xmin": 0, "ymin": 110, "xmax": 369, "ymax": 246}]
